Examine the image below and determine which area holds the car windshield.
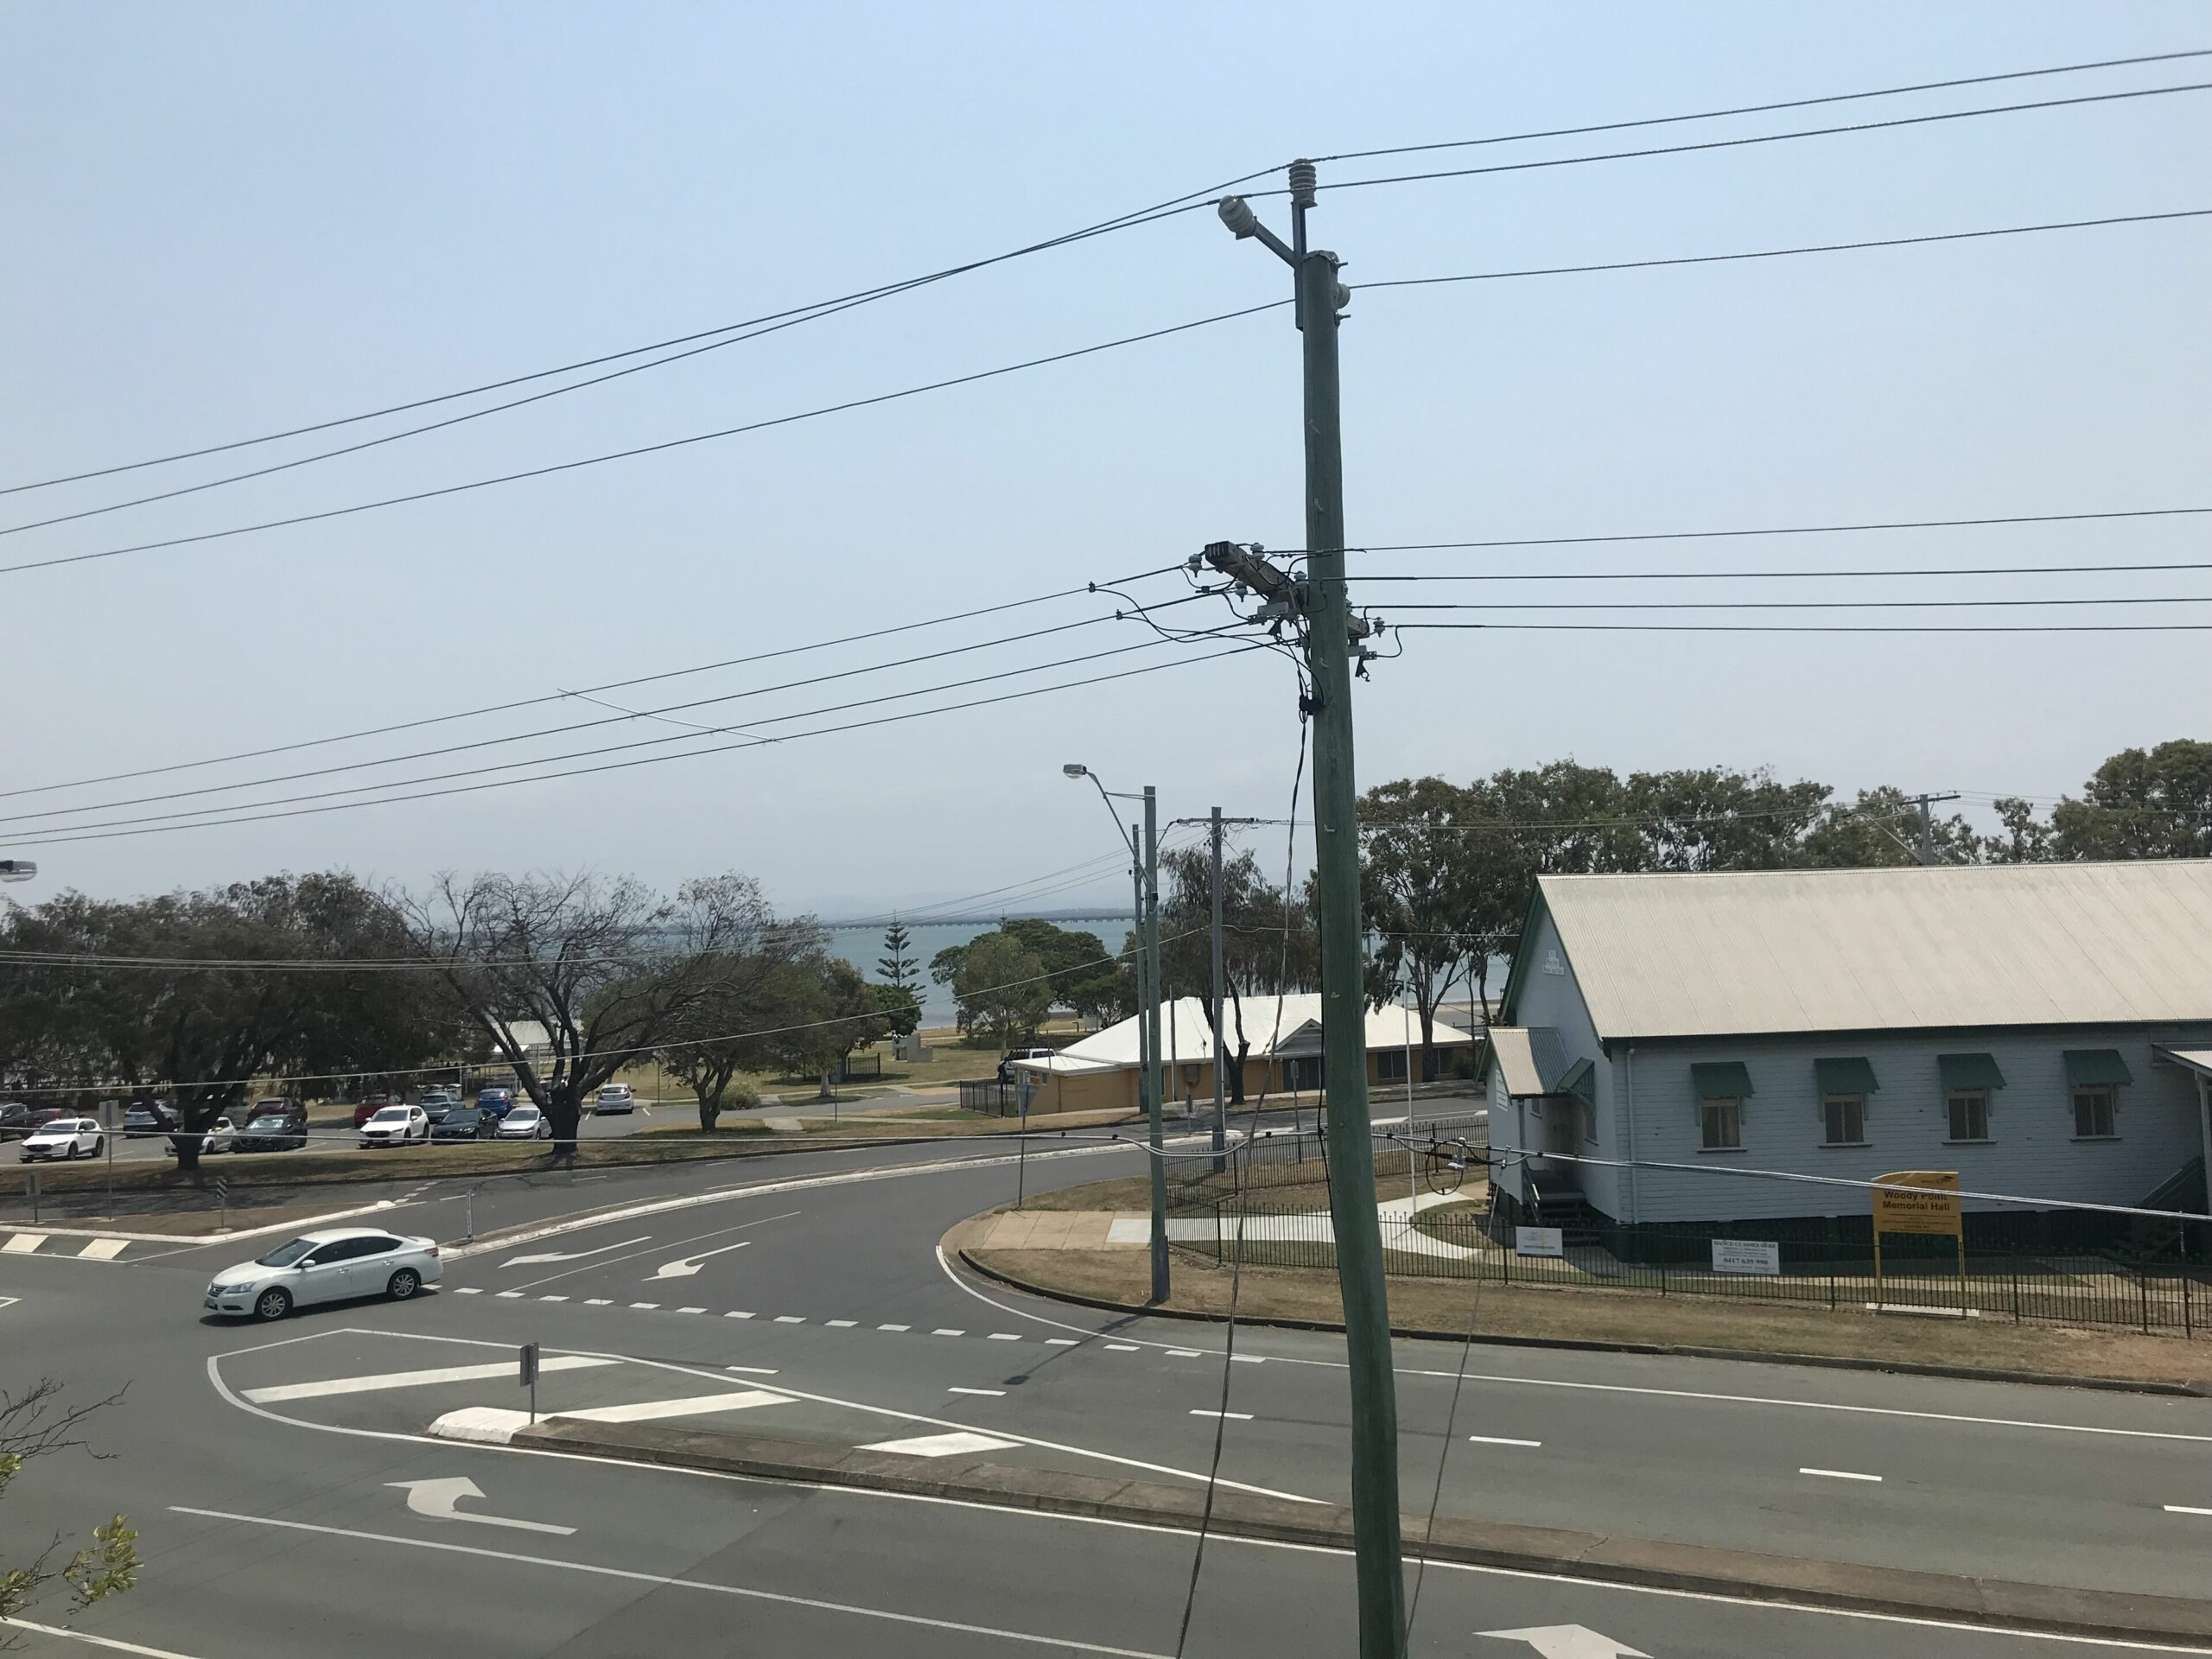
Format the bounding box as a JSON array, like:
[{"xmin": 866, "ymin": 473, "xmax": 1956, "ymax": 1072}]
[
  {"xmin": 370, "ymin": 1108, "xmax": 409, "ymax": 1122},
  {"xmin": 245, "ymin": 1116, "xmax": 289, "ymax": 1133},
  {"xmin": 443, "ymin": 1109, "xmax": 480, "ymax": 1123},
  {"xmin": 255, "ymin": 1238, "xmax": 315, "ymax": 1267},
  {"xmin": 508, "ymin": 1107, "xmax": 539, "ymax": 1120},
  {"xmin": 41, "ymin": 1120, "xmax": 86, "ymax": 1134}
]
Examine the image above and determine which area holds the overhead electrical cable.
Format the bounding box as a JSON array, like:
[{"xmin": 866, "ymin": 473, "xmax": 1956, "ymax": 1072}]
[
  {"xmin": 1353, "ymin": 555, "xmax": 2212, "ymax": 582},
  {"xmin": 1380, "ymin": 594, "xmax": 2212, "ymax": 611},
  {"xmin": 1398, "ymin": 620, "xmax": 2212, "ymax": 633}
]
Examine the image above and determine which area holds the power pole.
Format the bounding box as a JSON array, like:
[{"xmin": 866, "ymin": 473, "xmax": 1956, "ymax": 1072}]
[
  {"xmin": 1209, "ymin": 805, "xmax": 1228, "ymax": 1176},
  {"xmin": 1129, "ymin": 818, "xmax": 1168, "ymax": 1302},
  {"xmin": 1907, "ymin": 791, "xmax": 1962, "ymax": 866},
  {"xmin": 1216, "ymin": 162, "xmax": 1405, "ymax": 1658},
  {"xmin": 1141, "ymin": 787, "xmax": 1169, "ymax": 1301}
]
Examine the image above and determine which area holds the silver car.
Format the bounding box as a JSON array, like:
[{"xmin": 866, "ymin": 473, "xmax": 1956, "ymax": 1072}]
[{"xmin": 204, "ymin": 1226, "xmax": 442, "ymax": 1321}]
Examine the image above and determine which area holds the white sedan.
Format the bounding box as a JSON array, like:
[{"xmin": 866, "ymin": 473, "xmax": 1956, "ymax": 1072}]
[
  {"xmin": 204, "ymin": 1226, "xmax": 442, "ymax": 1320},
  {"xmin": 359, "ymin": 1103, "xmax": 430, "ymax": 1148},
  {"xmin": 593, "ymin": 1084, "xmax": 635, "ymax": 1116},
  {"xmin": 21, "ymin": 1116, "xmax": 102, "ymax": 1162},
  {"xmin": 493, "ymin": 1103, "xmax": 551, "ymax": 1141},
  {"xmin": 166, "ymin": 1116, "xmax": 236, "ymax": 1157}
]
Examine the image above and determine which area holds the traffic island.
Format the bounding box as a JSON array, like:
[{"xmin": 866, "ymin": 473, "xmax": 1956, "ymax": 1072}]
[
  {"xmin": 442, "ymin": 1413, "xmax": 2212, "ymax": 1646},
  {"xmin": 944, "ymin": 1209, "xmax": 2212, "ymax": 1395}
]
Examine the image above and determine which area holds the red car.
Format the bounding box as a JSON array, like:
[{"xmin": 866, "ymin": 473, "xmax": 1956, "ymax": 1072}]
[{"xmin": 353, "ymin": 1094, "xmax": 398, "ymax": 1129}]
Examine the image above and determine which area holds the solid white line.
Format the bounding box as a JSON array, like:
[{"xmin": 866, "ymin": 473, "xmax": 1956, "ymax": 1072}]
[
  {"xmin": 555, "ymin": 1389, "xmax": 785, "ymax": 1424},
  {"xmin": 1190, "ymin": 1409, "xmax": 1253, "ymax": 1421},
  {"xmin": 243, "ymin": 1356, "xmax": 613, "ymax": 1402},
  {"xmin": 949, "ymin": 1387, "xmax": 1005, "ymax": 1397},
  {"xmin": 1801, "ymin": 1467, "xmax": 1884, "ymax": 1483},
  {"xmin": 1467, "ymin": 1435, "xmax": 1542, "ymax": 1448},
  {"xmin": 934, "ymin": 1247, "xmax": 2212, "ymax": 1445},
  {"xmin": 163, "ymin": 1508, "xmax": 1173, "ymax": 1657},
  {"xmin": 2164, "ymin": 1504, "xmax": 2212, "ymax": 1516},
  {"xmin": 1, "ymin": 1617, "xmax": 207, "ymax": 1658},
  {"xmin": 727, "ymin": 1365, "xmax": 781, "ymax": 1376}
]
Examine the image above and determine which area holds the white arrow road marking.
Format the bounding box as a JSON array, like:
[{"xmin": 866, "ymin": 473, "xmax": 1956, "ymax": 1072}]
[
  {"xmin": 651, "ymin": 1240, "xmax": 753, "ymax": 1280},
  {"xmin": 387, "ymin": 1477, "xmax": 575, "ymax": 1535},
  {"xmin": 1478, "ymin": 1625, "xmax": 1649, "ymax": 1659},
  {"xmin": 502, "ymin": 1235, "xmax": 651, "ymax": 1268}
]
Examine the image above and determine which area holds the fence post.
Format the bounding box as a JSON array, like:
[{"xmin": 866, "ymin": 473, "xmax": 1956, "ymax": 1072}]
[
  {"xmin": 2139, "ymin": 1267, "xmax": 2151, "ymax": 1335},
  {"xmin": 2184, "ymin": 1268, "xmax": 2193, "ymax": 1339},
  {"xmin": 1828, "ymin": 1251, "xmax": 1836, "ymax": 1310},
  {"xmin": 2011, "ymin": 1256, "xmax": 2021, "ymax": 1324}
]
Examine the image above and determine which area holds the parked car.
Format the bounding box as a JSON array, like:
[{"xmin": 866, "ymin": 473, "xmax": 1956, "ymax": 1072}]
[
  {"xmin": 493, "ymin": 1103, "xmax": 551, "ymax": 1141},
  {"xmin": 1, "ymin": 1103, "xmax": 63, "ymax": 1141},
  {"xmin": 359, "ymin": 1103, "xmax": 430, "ymax": 1149},
  {"xmin": 429, "ymin": 1106, "xmax": 491, "ymax": 1142},
  {"xmin": 474, "ymin": 1086, "xmax": 515, "ymax": 1123},
  {"xmin": 124, "ymin": 1100, "xmax": 181, "ymax": 1138},
  {"xmin": 203, "ymin": 1226, "xmax": 443, "ymax": 1321},
  {"xmin": 997, "ymin": 1046, "xmax": 1055, "ymax": 1082},
  {"xmin": 21, "ymin": 1116, "xmax": 102, "ymax": 1162},
  {"xmin": 417, "ymin": 1089, "xmax": 460, "ymax": 1124},
  {"xmin": 352, "ymin": 1094, "xmax": 399, "ymax": 1129},
  {"xmin": 593, "ymin": 1084, "xmax": 635, "ymax": 1116},
  {"xmin": 168, "ymin": 1115, "xmax": 236, "ymax": 1156},
  {"xmin": 232, "ymin": 1103, "xmax": 308, "ymax": 1153}
]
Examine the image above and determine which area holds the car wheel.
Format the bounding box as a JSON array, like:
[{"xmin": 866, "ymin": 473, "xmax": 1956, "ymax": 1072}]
[
  {"xmin": 386, "ymin": 1268, "xmax": 421, "ymax": 1300},
  {"xmin": 91, "ymin": 1137, "xmax": 103, "ymax": 1157},
  {"xmin": 254, "ymin": 1287, "xmax": 292, "ymax": 1321}
]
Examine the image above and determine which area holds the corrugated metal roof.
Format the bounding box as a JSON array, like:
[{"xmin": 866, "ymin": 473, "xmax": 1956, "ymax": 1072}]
[
  {"xmin": 1013, "ymin": 995, "xmax": 1473, "ymax": 1076},
  {"xmin": 1534, "ymin": 860, "xmax": 2212, "ymax": 1040}
]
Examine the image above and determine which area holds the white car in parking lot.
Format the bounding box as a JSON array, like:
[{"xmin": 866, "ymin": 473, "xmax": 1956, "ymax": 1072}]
[
  {"xmin": 359, "ymin": 1103, "xmax": 430, "ymax": 1148},
  {"xmin": 593, "ymin": 1084, "xmax": 635, "ymax": 1116},
  {"xmin": 20, "ymin": 1116, "xmax": 103, "ymax": 1161},
  {"xmin": 493, "ymin": 1103, "xmax": 551, "ymax": 1140},
  {"xmin": 204, "ymin": 1227, "xmax": 442, "ymax": 1320}
]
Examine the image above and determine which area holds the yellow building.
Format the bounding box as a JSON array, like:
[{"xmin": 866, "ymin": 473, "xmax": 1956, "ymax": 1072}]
[{"xmin": 1009, "ymin": 994, "xmax": 1477, "ymax": 1116}]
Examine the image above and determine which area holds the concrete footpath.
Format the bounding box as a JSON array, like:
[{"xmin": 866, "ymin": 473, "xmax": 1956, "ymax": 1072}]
[{"xmin": 465, "ymin": 1415, "xmax": 2212, "ymax": 1646}]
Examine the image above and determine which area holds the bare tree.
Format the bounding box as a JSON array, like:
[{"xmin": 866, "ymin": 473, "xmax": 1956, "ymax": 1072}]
[{"xmin": 1, "ymin": 1380, "xmax": 138, "ymax": 1647}]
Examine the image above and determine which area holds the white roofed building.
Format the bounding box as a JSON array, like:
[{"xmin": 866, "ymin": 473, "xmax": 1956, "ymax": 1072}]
[
  {"xmin": 1483, "ymin": 861, "xmax": 2212, "ymax": 1243},
  {"xmin": 1011, "ymin": 993, "xmax": 1476, "ymax": 1116}
]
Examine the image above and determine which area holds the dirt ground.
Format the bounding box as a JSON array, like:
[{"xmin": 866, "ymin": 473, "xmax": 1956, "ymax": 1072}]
[{"xmin": 967, "ymin": 1242, "xmax": 2212, "ymax": 1389}]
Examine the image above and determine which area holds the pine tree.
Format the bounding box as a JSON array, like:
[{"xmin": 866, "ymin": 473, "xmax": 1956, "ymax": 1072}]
[{"xmin": 875, "ymin": 920, "xmax": 923, "ymax": 1037}]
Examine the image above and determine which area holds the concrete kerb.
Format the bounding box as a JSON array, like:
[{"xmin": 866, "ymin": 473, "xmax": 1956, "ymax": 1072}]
[
  {"xmin": 469, "ymin": 1416, "xmax": 2212, "ymax": 1647},
  {"xmin": 948, "ymin": 1230, "xmax": 2212, "ymax": 1401}
]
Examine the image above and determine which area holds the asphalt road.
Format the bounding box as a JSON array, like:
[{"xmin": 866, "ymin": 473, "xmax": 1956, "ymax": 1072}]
[{"xmin": 4, "ymin": 1127, "xmax": 2206, "ymax": 1659}]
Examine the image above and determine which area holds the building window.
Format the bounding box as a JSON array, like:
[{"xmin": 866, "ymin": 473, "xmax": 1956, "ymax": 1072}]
[
  {"xmin": 1580, "ymin": 1096, "xmax": 1599, "ymax": 1145},
  {"xmin": 1700, "ymin": 1096, "xmax": 1742, "ymax": 1151},
  {"xmin": 1947, "ymin": 1090, "xmax": 1991, "ymax": 1142},
  {"xmin": 1376, "ymin": 1048, "xmax": 1408, "ymax": 1083},
  {"xmin": 1822, "ymin": 1093, "xmax": 1866, "ymax": 1147},
  {"xmin": 2073, "ymin": 1084, "xmax": 2117, "ymax": 1139},
  {"xmin": 1286, "ymin": 1056, "xmax": 1323, "ymax": 1093}
]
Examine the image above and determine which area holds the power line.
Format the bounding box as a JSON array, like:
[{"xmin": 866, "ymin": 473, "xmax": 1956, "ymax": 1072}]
[
  {"xmin": 1283, "ymin": 81, "xmax": 2212, "ymax": 198},
  {"xmin": 1398, "ymin": 620, "xmax": 2212, "ymax": 632},
  {"xmin": 1380, "ymin": 593, "xmax": 2212, "ymax": 612},
  {"xmin": 1355, "ymin": 556, "xmax": 2212, "ymax": 582},
  {"xmin": 1317, "ymin": 47, "xmax": 2212, "ymax": 166},
  {"xmin": 0, "ymin": 566, "xmax": 1182, "ymax": 802},
  {"xmin": 0, "ymin": 301, "xmax": 1287, "ymax": 580},
  {"xmin": 10, "ymin": 644, "xmax": 1274, "ymax": 847},
  {"xmin": 1355, "ymin": 207, "xmax": 2212, "ymax": 293}
]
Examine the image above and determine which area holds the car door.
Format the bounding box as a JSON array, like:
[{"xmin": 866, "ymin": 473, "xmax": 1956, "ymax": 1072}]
[
  {"xmin": 343, "ymin": 1236, "xmax": 404, "ymax": 1295},
  {"xmin": 289, "ymin": 1242, "xmax": 352, "ymax": 1305}
]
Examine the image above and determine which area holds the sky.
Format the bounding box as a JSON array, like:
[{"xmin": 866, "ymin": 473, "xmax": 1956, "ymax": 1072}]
[{"xmin": 3, "ymin": 3, "xmax": 2206, "ymax": 919}]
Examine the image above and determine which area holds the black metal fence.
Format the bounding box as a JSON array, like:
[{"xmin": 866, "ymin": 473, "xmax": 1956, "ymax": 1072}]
[
  {"xmin": 1164, "ymin": 1124, "xmax": 2207, "ymax": 1340},
  {"xmin": 957, "ymin": 1077, "xmax": 1019, "ymax": 1116}
]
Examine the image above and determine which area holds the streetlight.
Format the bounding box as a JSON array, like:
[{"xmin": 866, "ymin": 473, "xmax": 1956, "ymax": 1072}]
[
  {"xmin": 1062, "ymin": 762, "xmax": 1169, "ymax": 1303},
  {"xmin": 0, "ymin": 861, "xmax": 36, "ymax": 884}
]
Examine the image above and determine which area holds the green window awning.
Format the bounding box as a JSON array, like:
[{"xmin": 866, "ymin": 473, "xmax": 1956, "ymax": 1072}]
[
  {"xmin": 1937, "ymin": 1052, "xmax": 2005, "ymax": 1092},
  {"xmin": 2063, "ymin": 1048, "xmax": 2133, "ymax": 1087},
  {"xmin": 1558, "ymin": 1057, "xmax": 1596, "ymax": 1104},
  {"xmin": 1815, "ymin": 1057, "xmax": 1879, "ymax": 1096},
  {"xmin": 1690, "ymin": 1061, "xmax": 1753, "ymax": 1099}
]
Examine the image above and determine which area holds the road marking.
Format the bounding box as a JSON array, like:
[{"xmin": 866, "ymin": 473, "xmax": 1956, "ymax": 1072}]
[
  {"xmin": 1165, "ymin": 1349, "xmax": 1202, "ymax": 1358},
  {"xmin": 1468, "ymin": 1435, "xmax": 1543, "ymax": 1448},
  {"xmin": 504, "ymin": 1211, "xmax": 798, "ymax": 1291},
  {"xmin": 0, "ymin": 1617, "xmax": 207, "ymax": 1658},
  {"xmin": 932, "ymin": 1327, "xmax": 965, "ymax": 1337},
  {"xmin": 675, "ymin": 1306, "xmax": 706, "ymax": 1315},
  {"xmin": 861, "ymin": 1431, "xmax": 1023, "ymax": 1459},
  {"xmin": 879, "ymin": 1323, "xmax": 910, "ymax": 1332},
  {"xmin": 1045, "ymin": 1338, "xmax": 1079, "ymax": 1346},
  {"xmin": 77, "ymin": 1238, "xmax": 129, "ymax": 1261},
  {"xmin": 2164, "ymin": 1504, "xmax": 2212, "ymax": 1516},
  {"xmin": 629, "ymin": 1301, "xmax": 660, "ymax": 1310},
  {"xmin": 454, "ymin": 1286, "xmax": 484, "ymax": 1294},
  {"xmin": 827, "ymin": 1319, "xmax": 856, "ymax": 1328},
  {"xmin": 501, "ymin": 1235, "xmax": 651, "ymax": 1268},
  {"xmin": 585, "ymin": 1298, "xmax": 612, "ymax": 1306},
  {"xmin": 244, "ymin": 1356, "xmax": 615, "ymax": 1403},
  {"xmin": 166, "ymin": 1508, "xmax": 1175, "ymax": 1656},
  {"xmin": 495, "ymin": 1290, "xmax": 524, "ymax": 1299},
  {"xmin": 773, "ymin": 1315, "xmax": 805, "ymax": 1324},
  {"xmin": 948, "ymin": 1387, "xmax": 1005, "ymax": 1397},
  {"xmin": 553, "ymin": 1389, "xmax": 786, "ymax": 1424},
  {"xmin": 1190, "ymin": 1409, "xmax": 1252, "ymax": 1421},
  {"xmin": 727, "ymin": 1310, "xmax": 754, "ymax": 1319},
  {"xmin": 1801, "ymin": 1467, "xmax": 1883, "ymax": 1483},
  {"xmin": 1479, "ymin": 1625, "xmax": 1648, "ymax": 1659},
  {"xmin": 539, "ymin": 1294, "xmax": 568, "ymax": 1302},
  {"xmin": 1231, "ymin": 1355, "xmax": 1267, "ymax": 1364},
  {"xmin": 727, "ymin": 1365, "xmax": 780, "ymax": 1376},
  {"xmin": 988, "ymin": 1332, "xmax": 1022, "ymax": 1342},
  {"xmin": 1106, "ymin": 1343, "xmax": 1140, "ymax": 1351},
  {"xmin": 650, "ymin": 1239, "xmax": 753, "ymax": 1280},
  {"xmin": 3, "ymin": 1234, "xmax": 44, "ymax": 1255},
  {"xmin": 388, "ymin": 1475, "xmax": 575, "ymax": 1535}
]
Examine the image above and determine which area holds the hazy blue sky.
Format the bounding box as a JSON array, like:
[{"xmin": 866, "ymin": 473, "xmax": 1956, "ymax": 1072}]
[{"xmin": 4, "ymin": 3, "xmax": 2205, "ymax": 917}]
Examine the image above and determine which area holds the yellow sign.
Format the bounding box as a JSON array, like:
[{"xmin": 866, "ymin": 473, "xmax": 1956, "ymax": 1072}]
[{"xmin": 1873, "ymin": 1170, "xmax": 1962, "ymax": 1236}]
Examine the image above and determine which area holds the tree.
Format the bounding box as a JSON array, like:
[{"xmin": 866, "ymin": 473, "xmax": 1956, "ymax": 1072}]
[
  {"xmin": 652, "ymin": 888, "xmax": 818, "ymax": 1130},
  {"xmin": 952, "ymin": 932, "xmax": 1052, "ymax": 1053},
  {"xmin": 2, "ymin": 1380, "xmax": 137, "ymax": 1645},
  {"xmin": 1359, "ymin": 777, "xmax": 1481, "ymax": 1080},
  {"xmin": 391, "ymin": 871, "xmax": 764, "ymax": 1154},
  {"xmin": 761, "ymin": 954, "xmax": 890, "ymax": 1099},
  {"xmin": 874, "ymin": 921, "xmax": 924, "ymax": 1038},
  {"xmin": 1154, "ymin": 843, "xmax": 1318, "ymax": 1103},
  {"xmin": 2048, "ymin": 740, "xmax": 2212, "ymax": 860}
]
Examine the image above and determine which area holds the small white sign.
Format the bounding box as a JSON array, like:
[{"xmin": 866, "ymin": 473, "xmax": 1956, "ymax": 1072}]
[
  {"xmin": 1711, "ymin": 1238, "xmax": 1781, "ymax": 1276},
  {"xmin": 1515, "ymin": 1225, "xmax": 1564, "ymax": 1258}
]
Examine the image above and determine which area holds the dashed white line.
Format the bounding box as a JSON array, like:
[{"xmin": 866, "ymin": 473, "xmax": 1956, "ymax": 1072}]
[
  {"xmin": 1467, "ymin": 1435, "xmax": 1542, "ymax": 1448},
  {"xmin": 630, "ymin": 1301, "xmax": 661, "ymax": 1310},
  {"xmin": 538, "ymin": 1294, "xmax": 569, "ymax": 1303},
  {"xmin": 774, "ymin": 1315, "xmax": 805, "ymax": 1325},
  {"xmin": 988, "ymin": 1333, "xmax": 1022, "ymax": 1342},
  {"xmin": 495, "ymin": 1290, "xmax": 524, "ymax": 1299},
  {"xmin": 1106, "ymin": 1343, "xmax": 1140, "ymax": 1351},
  {"xmin": 1191, "ymin": 1409, "xmax": 1253, "ymax": 1421},
  {"xmin": 585, "ymin": 1298, "xmax": 613, "ymax": 1306},
  {"xmin": 1801, "ymin": 1467, "xmax": 1883, "ymax": 1483},
  {"xmin": 932, "ymin": 1328, "xmax": 965, "ymax": 1338},
  {"xmin": 727, "ymin": 1365, "xmax": 780, "ymax": 1376},
  {"xmin": 454, "ymin": 1287, "xmax": 484, "ymax": 1295},
  {"xmin": 675, "ymin": 1306, "xmax": 706, "ymax": 1315},
  {"xmin": 1165, "ymin": 1349, "xmax": 1202, "ymax": 1358},
  {"xmin": 827, "ymin": 1319, "xmax": 857, "ymax": 1328},
  {"xmin": 1045, "ymin": 1338, "xmax": 1079, "ymax": 1347},
  {"xmin": 2165, "ymin": 1504, "xmax": 2212, "ymax": 1516},
  {"xmin": 727, "ymin": 1311, "xmax": 754, "ymax": 1319},
  {"xmin": 1230, "ymin": 1355, "xmax": 1266, "ymax": 1365},
  {"xmin": 948, "ymin": 1387, "xmax": 1005, "ymax": 1397},
  {"xmin": 879, "ymin": 1323, "xmax": 910, "ymax": 1332}
]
